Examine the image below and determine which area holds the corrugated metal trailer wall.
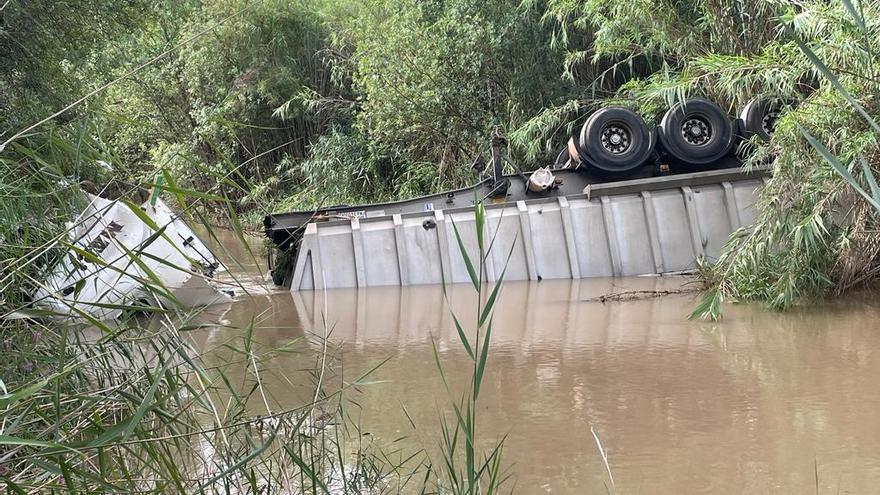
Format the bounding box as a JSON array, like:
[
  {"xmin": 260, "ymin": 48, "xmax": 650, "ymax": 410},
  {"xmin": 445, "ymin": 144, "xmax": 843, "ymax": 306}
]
[{"xmin": 289, "ymin": 169, "xmax": 767, "ymax": 291}]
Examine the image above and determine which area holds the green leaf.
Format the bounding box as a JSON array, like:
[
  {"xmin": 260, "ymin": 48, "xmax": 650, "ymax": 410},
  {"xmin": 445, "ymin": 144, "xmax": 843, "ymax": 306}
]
[
  {"xmin": 430, "ymin": 339, "xmax": 452, "ymax": 393},
  {"xmin": 860, "ymin": 155, "xmax": 880, "ymax": 207},
  {"xmin": 155, "ymin": 184, "xmax": 226, "ymax": 202},
  {"xmin": 451, "ymin": 219, "xmax": 480, "ymax": 291},
  {"xmin": 787, "ymin": 24, "xmax": 880, "ymax": 135},
  {"xmin": 473, "ymin": 316, "xmax": 494, "ymax": 401},
  {"xmin": 451, "ymin": 312, "xmax": 475, "ymax": 360},
  {"xmin": 160, "ymin": 167, "xmax": 187, "ymax": 210},
  {"xmin": 0, "ymin": 364, "xmax": 79, "ymax": 409},
  {"xmin": 478, "ymin": 238, "xmax": 516, "ymax": 327},
  {"xmin": 0, "ymin": 435, "xmax": 80, "ymax": 455},
  {"xmin": 121, "ymin": 199, "xmax": 162, "ymax": 232},
  {"xmin": 201, "ymin": 430, "xmax": 286, "ymax": 491},
  {"xmin": 841, "ymin": 0, "xmax": 867, "ymax": 34},
  {"xmin": 440, "ymin": 269, "xmax": 475, "ymax": 359},
  {"xmin": 87, "ymin": 356, "xmax": 174, "ymax": 447},
  {"xmin": 689, "ymin": 288, "xmax": 723, "ymax": 321},
  {"xmin": 474, "ymin": 200, "xmax": 485, "ymax": 252},
  {"xmin": 798, "ymin": 123, "xmax": 880, "ymax": 213}
]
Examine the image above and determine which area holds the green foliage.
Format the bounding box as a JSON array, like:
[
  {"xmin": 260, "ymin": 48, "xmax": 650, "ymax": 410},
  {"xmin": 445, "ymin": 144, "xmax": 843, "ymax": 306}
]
[
  {"xmin": 344, "ymin": 0, "xmax": 571, "ymax": 191},
  {"xmin": 102, "ymin": 0, "xmax": 341, "ymax": 208},
  {"xmin": 687, "ymin": 1, "xmax": 880, "ymax": 314},
  {"xmin": 525, "ymin": 0, "xmax": 880, "ymax": 315},
  {"xmin": 0, "ymin": 0, "xmax": 153, "ymax": 133},
  {"xmin": 5, "ymin": 0, "xmax": 880, "ymax": 316},
  {"xmin": 541, "ymin": 0, "xmax": 778, "ymax": 67},
  {"xmin": 0, "ymin": 309, "xmax": 397, "ymax": 492},
  {"xmin": 299, "ymin": 126, "xmax": 387, "ymax": 202},
  {"xmin": 0, "ymin": 0, "xmax": 605, "ymax": 213}
]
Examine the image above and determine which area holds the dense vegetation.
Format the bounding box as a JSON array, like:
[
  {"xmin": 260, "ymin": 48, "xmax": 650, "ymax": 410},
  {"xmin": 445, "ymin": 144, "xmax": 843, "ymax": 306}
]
[
  {"xmin": 5, "ymin": 0, "xmax": 880, "ymax": 310},
  {"xmin": 2, "ymin": 0, "xmax": 880, "ymax": 491}
]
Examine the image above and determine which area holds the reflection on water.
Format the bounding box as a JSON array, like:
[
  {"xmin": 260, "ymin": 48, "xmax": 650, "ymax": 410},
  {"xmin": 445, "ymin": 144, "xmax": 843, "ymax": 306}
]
[{"xmin": 196, "ymin": 231, "xmax": 880, "ymax": 494}]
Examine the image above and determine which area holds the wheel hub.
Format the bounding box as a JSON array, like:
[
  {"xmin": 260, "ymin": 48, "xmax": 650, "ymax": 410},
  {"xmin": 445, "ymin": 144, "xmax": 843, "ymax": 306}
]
[
  {"xmin": 600, "ymin": 125, "xmax": 631, "ymax": 154},
  {"xmin": 681, "ymin": 117, "xmax": 711, "ymax": 146},
  {"xmin": 761, "ymin": 111, "xmax": 779, "ymax": 135}
]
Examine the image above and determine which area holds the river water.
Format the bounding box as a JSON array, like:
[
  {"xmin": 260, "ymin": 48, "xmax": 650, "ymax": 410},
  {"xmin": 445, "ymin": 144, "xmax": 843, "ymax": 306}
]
[{"xmin": 194, "ymin": 229, "xmax": 880, "ymax": 494}]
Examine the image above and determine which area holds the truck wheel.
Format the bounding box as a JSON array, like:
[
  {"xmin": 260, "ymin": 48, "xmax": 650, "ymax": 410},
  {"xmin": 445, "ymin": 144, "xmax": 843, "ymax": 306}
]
[
  {"xmin": 578, "ymin": 106, "xmax": 653, "ymax": 173},
  {"xmin": 740, "ymin": 97, "xmax": 787, "ymax": 141},
  {"xmin": 659, "ymin": 98, "xmax": 734, "ymax": 165}
]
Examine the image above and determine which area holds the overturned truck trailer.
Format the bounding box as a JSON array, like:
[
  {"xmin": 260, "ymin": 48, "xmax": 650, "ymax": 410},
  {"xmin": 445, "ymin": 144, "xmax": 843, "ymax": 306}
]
[
  {"xmin": 265, "ymin": 98, "xmax": 781, "ymax": 291},
  {"xmin": 268, "ymin": 166, "xmax": 767, "ymax": 290}
]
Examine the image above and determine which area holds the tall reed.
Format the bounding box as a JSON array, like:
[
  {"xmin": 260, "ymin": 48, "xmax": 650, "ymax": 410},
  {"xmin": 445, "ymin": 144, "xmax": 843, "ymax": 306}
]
[{"xmin": 427, "ymin": 200, "xmax": 511, "ymax": 494}]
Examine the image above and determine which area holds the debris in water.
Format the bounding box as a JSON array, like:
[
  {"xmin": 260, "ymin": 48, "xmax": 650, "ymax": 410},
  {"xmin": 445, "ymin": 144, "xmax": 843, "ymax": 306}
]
[{"xmin": 582, "ymin": 288, "xmax": 698, "ymax": 303}]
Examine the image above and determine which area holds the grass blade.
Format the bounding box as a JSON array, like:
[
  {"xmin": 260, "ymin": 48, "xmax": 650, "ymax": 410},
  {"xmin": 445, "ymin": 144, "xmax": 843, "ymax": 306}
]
[
  {"xmin": 451, "ymin": 219, "xmax": 480, "ymax": 292},
  {"xmin": 473, "ymin": 316, "xmax": 494, "ymax": 402},
  {"xmin": 787, "ymin": 23, "xmax": 880, "ymax": 135},
  {"xmin": 798, "ymin": 123, "xmax": 880, "ymax": 212},
  {"xmin": 451, "ymin": 312, "xmax": 475, "ymax": 360}
]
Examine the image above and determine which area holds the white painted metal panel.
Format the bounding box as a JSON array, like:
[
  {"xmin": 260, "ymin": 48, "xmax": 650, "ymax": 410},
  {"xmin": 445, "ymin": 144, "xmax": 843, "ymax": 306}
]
[
  {"xmin": 527, "ymin": 202, "xmax": 571, "ymax": 280},
  {"xmin": 733, "ymin": 179, "xmax": 761, "ymax": 227},
  {"xmin": 568, "ymin": 198, "xmax": 613, "ymax": 277},
  {"xmin": 607, "ymin": 194, "xmax": 655, "ymax": 276},
  {"xmin": 360, "ymin": 218, "xmax": 401, "ymax": 286},
  {"xmin": 484, "ymin": 208, "xmax": 529, "ymax": 282},
  {"xmin": 690, "ymin": 184, "xmax": 732, "ymax": 260},
  {"xmin": 400, "ymin": 215, "xmax": 444, "ymax": 285},
  {"xmin": 445, "ymin": 211, "xmax": 482, "ymax": 284},
  {"xmin": 316, "ymin": 224, "xmax": 357, "ymax": 289},
  {"xmin": 649, "ymin": 189, "xmax": 696, "ymax": 272}
]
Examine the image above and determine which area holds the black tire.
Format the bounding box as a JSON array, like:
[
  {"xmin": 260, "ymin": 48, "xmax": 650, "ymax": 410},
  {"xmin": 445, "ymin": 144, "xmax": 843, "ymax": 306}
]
[
  {"xmin": 740, "ymin": 97, "xmax": 787, "ymax": 141},
  {"xmin": 659, "ymin": 98, "xmax": 734, "ymax": 165},
  {"xmin": 578, "ymin": 106, "xmax": 654, "ymax": 173}
]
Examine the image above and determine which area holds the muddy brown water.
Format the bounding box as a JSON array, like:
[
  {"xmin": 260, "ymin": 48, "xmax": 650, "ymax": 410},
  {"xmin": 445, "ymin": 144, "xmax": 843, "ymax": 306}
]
[{"xmin": 194, "ymin": 229, "xmax": 880, "ymax": 494}]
